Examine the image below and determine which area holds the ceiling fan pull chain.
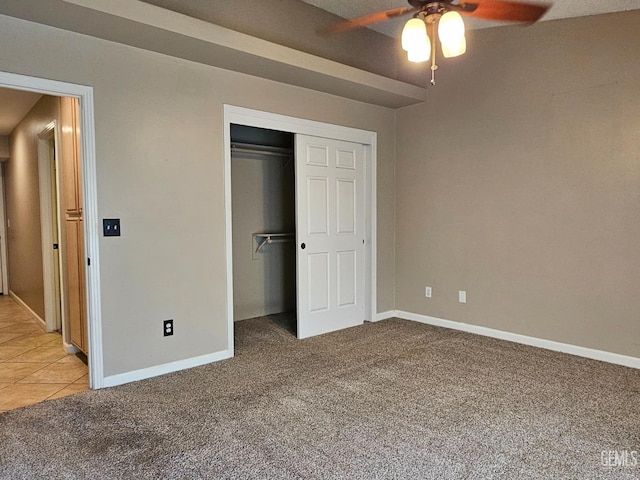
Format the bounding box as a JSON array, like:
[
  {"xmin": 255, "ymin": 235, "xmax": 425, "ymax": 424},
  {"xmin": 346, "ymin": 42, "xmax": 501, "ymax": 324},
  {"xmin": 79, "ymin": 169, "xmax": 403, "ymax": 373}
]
[
  {"xmin": 431, "ymin": 60, "xmax": 438, "ymax": 86},
  {"xmin": 429, "ymin": 20, "xmax": 438, "ymax": 86}
]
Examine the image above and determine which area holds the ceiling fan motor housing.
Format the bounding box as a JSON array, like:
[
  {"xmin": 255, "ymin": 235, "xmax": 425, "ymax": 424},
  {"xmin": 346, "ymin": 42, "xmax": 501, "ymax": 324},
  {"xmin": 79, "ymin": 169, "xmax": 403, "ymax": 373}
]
[{"xmin": 409, "ymin": 1, "xmax": 478, "ymax": 17}]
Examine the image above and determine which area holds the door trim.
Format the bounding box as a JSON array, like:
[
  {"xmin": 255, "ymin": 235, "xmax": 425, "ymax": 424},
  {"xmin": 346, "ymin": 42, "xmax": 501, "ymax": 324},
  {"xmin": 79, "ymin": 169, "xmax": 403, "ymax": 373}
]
[
  {"xmin": 0, "ymin": 70, "xmax": 103, "ymax": 389},
  {"xmin": 37, "ymin": 121, "xmax": 63, "ymax": 333},
  {"xmin": 223, "ymin": 105, "xmax": 377, "ymax": 352}
]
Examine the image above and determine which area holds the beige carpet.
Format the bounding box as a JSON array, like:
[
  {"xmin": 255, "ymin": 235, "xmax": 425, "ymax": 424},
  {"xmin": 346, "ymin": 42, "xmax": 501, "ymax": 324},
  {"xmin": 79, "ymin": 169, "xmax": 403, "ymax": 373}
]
[{"xmin": 1, "ymin": 315, "xmax": 638, "ymax": 479}]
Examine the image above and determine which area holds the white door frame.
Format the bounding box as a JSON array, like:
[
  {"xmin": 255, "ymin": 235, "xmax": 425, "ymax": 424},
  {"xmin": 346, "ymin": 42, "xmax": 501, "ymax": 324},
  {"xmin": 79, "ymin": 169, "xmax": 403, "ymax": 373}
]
[
  {"xmin": 223, "ymin": 105, "xmax": 377, "ymax": 352},
  {"xmin": 0, "ymin": 71, "xmax": 103, "ymax": 389},
  {"xmin": 37, "ymin": 121, "xmax": 63, "ymax": 333}
]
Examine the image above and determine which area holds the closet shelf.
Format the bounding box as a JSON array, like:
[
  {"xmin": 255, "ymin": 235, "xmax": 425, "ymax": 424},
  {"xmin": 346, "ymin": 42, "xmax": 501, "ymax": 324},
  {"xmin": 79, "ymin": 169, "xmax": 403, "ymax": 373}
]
[
  {"xmin": 231, "ymin": 142, "xmax": 293, "ymax": 158},
  {"xmin": 253, "ymin": 233, "xmax": 295, "ymax": 253}
]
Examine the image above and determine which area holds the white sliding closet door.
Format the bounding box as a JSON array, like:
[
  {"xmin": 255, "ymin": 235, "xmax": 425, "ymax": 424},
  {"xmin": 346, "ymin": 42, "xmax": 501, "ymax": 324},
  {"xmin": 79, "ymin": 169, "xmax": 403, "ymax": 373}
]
[{"xmin": 295, "ymin": 134, "xmax": 365, "ymax": 339}]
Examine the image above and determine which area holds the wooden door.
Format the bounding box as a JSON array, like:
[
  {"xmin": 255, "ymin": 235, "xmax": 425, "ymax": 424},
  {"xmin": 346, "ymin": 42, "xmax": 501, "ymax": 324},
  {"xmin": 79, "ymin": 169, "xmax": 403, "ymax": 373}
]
[{"xmin": 60, "ymin": 97, "xmax": 87, "ymax": 353}]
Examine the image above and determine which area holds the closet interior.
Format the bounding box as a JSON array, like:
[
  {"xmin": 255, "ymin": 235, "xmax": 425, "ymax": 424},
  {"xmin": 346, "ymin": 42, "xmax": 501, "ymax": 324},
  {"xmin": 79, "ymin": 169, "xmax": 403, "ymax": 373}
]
[{"xmin": 230, "ymin": 124, "xmax": 296, "ymax": 334}]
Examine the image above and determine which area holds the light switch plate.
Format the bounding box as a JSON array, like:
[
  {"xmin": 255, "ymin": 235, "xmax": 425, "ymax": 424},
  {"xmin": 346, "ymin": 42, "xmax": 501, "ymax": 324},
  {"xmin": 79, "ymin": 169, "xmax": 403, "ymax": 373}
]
[{"xmin": 103, "ymin": 218, "xmax": 121, "ymax": 237}]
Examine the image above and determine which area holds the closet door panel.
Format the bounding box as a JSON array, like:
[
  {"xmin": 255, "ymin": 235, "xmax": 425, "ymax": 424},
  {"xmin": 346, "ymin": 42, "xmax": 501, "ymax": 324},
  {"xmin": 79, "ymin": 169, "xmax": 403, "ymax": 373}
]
[
  {"xmin": 295, "ymin": 135, "xmax": 365, "ymax": 339},
  {"xmin": 60, "ymin": 96, "xmax": 87, "ymax": 353},
  {"xmin": 78, "ymin": 219, "xmax": 87, "ymax": 350},
  {"xmin": 66, "ymin": 218, "xmax": 85, "ymax": 352},
  {"xmin": 60, "ymin": 97, "xmax": 80, "ymax": 214},
  {"xmin": 74, "ymin": 100, "xmax": 83, "ymax": 212}
]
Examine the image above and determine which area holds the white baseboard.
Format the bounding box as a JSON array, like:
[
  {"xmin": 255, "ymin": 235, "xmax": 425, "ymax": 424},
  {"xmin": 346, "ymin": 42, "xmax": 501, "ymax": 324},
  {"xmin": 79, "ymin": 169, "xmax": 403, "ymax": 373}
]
[
  {"xmin": 63, "ymin": 341, "xmax": 80, "ymax": 354},
  {"xmin": 373, "ymin": 310, "xmax": 395, "ymax": 322},
  {"xmin": 390, "ymin": 310, "xmax": 640, "ymax": 370},
  {"xmin": 9, "ymin": 290, "xmax": 46, "ymax": 330},
  {"xmin": 102, "ymin": 349, "xmax": 234, "ymax": 388}
]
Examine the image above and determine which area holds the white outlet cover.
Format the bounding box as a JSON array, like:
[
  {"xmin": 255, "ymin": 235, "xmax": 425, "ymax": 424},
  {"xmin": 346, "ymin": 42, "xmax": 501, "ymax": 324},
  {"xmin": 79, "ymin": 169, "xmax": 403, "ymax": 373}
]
[
  {"xmin": 425, "ymin": 286, "xmax": 432, "ymax": 298},
  {"xmin": 459, "ymin": 290, "xmax": 467, "ymax": 303}
]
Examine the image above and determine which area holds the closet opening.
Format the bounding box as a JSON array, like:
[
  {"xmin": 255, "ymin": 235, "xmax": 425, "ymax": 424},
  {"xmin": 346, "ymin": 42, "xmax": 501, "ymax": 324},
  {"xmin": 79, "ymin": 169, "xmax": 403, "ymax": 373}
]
[
  {"xmin": 230, "ymin": 124, "xmax": 297, "ymax": 336},
  {"xmin": 225, "ymin": 105, "xmax": 377, "ymax": 352}
]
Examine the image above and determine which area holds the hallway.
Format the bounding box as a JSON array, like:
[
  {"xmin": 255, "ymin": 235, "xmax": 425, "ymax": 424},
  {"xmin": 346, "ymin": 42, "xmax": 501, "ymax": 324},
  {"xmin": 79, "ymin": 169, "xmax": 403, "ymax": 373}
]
[{"xmin": 0, "ymin": 295, "xmax": 88, "ymax": 413}]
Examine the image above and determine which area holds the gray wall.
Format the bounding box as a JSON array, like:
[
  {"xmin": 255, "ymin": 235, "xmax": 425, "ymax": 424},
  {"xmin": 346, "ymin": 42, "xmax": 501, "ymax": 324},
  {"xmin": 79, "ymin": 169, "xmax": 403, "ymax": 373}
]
[
  {"xmin": 5, "ymin": 95, "xmax": 59, "ymax": 318},
  {"xmin": 0, "ymin": 136, "xmax": 9, "ymax": 160},
  {"xmin": 139, "ymin": 0, "xmax": 424, "ymax": 86},
  {"xmin": 0, "ymin": 13, "xmax": 396, "ymax": 377},
  {"xmin": 395, "ymin": 11, "xmax": 640, "ymax": 357}
]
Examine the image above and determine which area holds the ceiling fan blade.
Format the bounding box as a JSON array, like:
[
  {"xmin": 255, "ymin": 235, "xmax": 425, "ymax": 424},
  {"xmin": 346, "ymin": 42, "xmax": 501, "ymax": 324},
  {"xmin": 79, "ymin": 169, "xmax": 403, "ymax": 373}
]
[
  {"xmin": 319, "ymin": 7, "xmax": 416, "ymax": 35},
  {"xmin": 461, "ymin": 0, "xmax": 551, "ymax": 23}
]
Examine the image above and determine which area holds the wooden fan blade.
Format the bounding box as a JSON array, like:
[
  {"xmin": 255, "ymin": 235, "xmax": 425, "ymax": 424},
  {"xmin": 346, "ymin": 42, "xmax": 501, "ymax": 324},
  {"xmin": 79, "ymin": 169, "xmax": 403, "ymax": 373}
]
[
  {"xmin": 319, "ymin": 7, "xmax": 416, "ymax": 35},
  {"xmin": 461, "ymin": 0, "xmax": 551, "ymax": 23}
]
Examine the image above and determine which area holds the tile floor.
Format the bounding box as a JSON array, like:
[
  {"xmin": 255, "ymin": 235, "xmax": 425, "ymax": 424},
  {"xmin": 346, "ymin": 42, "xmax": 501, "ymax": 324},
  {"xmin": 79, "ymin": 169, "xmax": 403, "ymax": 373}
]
[{"xmin": 0, "ymin": 294, "xmax": 88, "ymax": 413}]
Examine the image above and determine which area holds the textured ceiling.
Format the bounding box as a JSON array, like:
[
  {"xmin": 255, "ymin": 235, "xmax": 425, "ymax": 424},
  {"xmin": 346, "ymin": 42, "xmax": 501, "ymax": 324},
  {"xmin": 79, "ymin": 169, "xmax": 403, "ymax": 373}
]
[{"xmin": 302, "ymin": 0, "xmax": 640, "ymax": 37}]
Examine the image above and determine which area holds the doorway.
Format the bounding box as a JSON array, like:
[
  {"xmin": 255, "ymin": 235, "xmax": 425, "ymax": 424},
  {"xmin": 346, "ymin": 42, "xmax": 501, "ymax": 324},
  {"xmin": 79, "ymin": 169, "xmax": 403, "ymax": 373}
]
[
  {"xmin": 0, "ymin": 70, "xmax": 101, "ymax": 389},
  {"xmin": 37, "ymin": 122, "xmax": 63, "ymax": 334},
  {"xmin": 2, "ymin": 96, "xmax": 87, "ymax": 354},
  {"xmin": 0, "ymin": 93, "xmax": 89, "ymax": 411},
  {"xmin": 224, "ymin": 105, "xmax": 377, "ymax": 352}
]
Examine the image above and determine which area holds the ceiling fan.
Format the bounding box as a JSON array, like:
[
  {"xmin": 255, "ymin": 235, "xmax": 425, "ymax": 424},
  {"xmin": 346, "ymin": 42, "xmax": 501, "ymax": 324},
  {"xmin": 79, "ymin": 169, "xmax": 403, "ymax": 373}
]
[{"xmin": 321, "ymin": 0, "xmax": 552, "ymax": 85}]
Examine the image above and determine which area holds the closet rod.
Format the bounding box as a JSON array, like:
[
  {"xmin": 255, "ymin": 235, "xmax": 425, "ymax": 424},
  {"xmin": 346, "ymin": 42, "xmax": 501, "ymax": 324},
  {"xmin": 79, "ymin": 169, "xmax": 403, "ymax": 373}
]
[
  {"xmin": 253, "ymin": 232, "xmax": 296, "ymax": 254},
  {"xmin": 231, "ymin": 142, "xmax": 292, "ymax": 158}
]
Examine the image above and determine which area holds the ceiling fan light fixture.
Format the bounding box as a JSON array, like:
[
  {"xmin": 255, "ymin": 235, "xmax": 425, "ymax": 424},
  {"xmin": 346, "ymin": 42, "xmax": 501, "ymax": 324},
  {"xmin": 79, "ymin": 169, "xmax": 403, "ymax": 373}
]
[
  {"xmin": 438, "ymin": 11, "xmax": 466, "ymax": 58},
  {"xmin": 322, "ymin": 0, "xmax": 551, "ymax": 85},
  {"xmin": 441, "ymin": 35, "xmax": 466, "ymax": 58},
  {"xmin": 407, "ymin": 36, "xmax": 431, "ymax": 62},
  {"xmin": 401, "ymin": 17, "xmax": 427, "ymax": 52}
]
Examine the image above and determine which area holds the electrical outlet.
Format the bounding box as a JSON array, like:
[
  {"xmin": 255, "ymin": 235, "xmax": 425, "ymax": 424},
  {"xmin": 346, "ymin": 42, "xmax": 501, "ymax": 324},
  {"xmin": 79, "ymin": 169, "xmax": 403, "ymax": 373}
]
[
  {"xmin": 425, "ymin": 286, "xmax": 432, "ymax": 298},
  {"xmin": 163, "ymin": 319, "xmax": 174, "ymax": 336},
  {"xmin": 459, "ymin": 290, "xmax": 467, "ymax": 304}
]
